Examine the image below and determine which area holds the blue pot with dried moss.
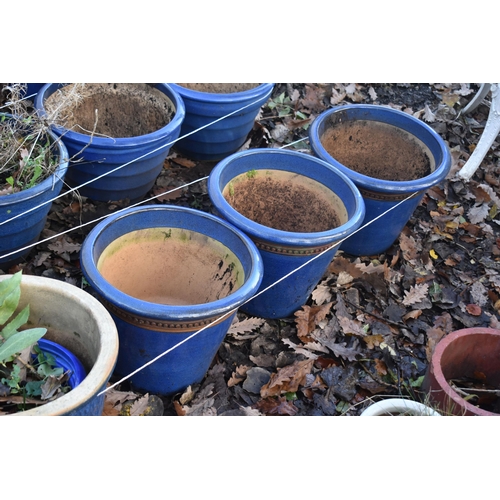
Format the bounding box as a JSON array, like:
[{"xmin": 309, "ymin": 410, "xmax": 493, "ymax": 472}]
[
  {"xmin": 35, "ymin": 83, "xmax": 185, "ymax": 203},
  {"xmin": 169, "ymin": 83, "xmax": 274, "ymax": 161},
  {"xmin": 0, "ymin": 113, "xmax": 69, "ymax": 269},
  {"xmin": 309, "ymin": 105, "xmax": 451, "ymax": 256},
  {"xmin": 80, "ymin": 205, "xmax": 263, "ymax": 395}
]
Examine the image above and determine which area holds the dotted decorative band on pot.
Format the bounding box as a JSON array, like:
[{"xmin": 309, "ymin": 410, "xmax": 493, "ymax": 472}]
[
  {"xmin": 35, "ymin": 84, "xmax": 185, "ymax": 203},
  {"xmin": 102, "ymin": 298, "xmax": 230, "ymax": 333},
  {"xmin": 208, "ymin": 148, "xmax": 365, "ymax": 319},
  {"xmin": 80, "ymin": 205, "xmax": 263, "ymax": 395},
  {"xmin": 309, "ymin": 105, "xmax": 451, "ymax": 256}
]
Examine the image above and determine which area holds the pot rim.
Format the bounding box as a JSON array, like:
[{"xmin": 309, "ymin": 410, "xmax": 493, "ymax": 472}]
[
  {"xmin": 360, "ymin": 398, "xmax": 441, "ymax": 416},
  {"xmin": 430, "ymin": 327, "xmax": 500, "ymax": 416},
  {"xmin": 80, "ymin": 205, "xmax": 264, "ymax": 321},
  {"xmin": 0, "ymin": 274, "xmax": 119, "ymax": 416},
  {"xmin": 208, "ymin": 148, "xmax": 365, "ymax": 247},
  {"xmin": 0, "ymin": 113, "xmax": 69, "ymax": 207},
  {"xmin": 169, "ymin": 83, "xmax": 274, "ymax": 103},
  {"xmin": 309, "ymin": 104, "xmax": 452, "ymax": 193},
  {"xmin": 35, "ymin": 83, "xmax": 186, "ymax": 147}
]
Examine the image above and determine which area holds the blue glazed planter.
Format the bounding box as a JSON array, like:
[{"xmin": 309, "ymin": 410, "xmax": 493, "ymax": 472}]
[
  {"xmin": 37, "ymin": 339, "xmax": 87, "ymax": 389},
  {"xmin": 80, "ymin": 205, "xmax": 263, "ymax": 395},
  {"xmin": 169, "ymin": 83, "xmax": 274, "ymax": 161},
  {"xmin": 35, "ymin": 83, "xmax": 185, "ymax": 202},
  {"xmin": 208, "ymin": 149, "xmax": 365, "ymax": 319},
  {"xmin": 309, "ymin": 105, "xmax": 452, "ymax": 256},
  {"xmin": 0, "ymin": 274, "xmax": 119, "ymax": 416},
  {"xmin": 0, "ymin": 114, "xmax": 69, "ymax": 269}
]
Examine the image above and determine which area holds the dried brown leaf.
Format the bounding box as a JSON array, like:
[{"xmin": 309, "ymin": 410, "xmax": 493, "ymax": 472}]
[
  {"xmin": 255, "ymin": 397, "xmax": 299, "ymax": 416},
  {"xmin": 260, "ymin": 359, "xmax": 314, "ymax": 398},
  {"xmin": 129, "ymin": 393, "xmax": 150, "ymax": 416},
  {"xmin": 311, "ymin": 281, "xmax": 332, "ymax": 305},
  {"xmin": 294, "ymin": 303, "xmax": 333, "ymax": 341},
  {"xmin": 227, "ymin": 365, "xmax": 251, "ymax": 387},
  {"xmin": 228, "ymin": 316, "xmax": 266, "ymax": 336},
  {"xmin": 402, "ymin": 283, "xmax": 429, "ymax": 306}
]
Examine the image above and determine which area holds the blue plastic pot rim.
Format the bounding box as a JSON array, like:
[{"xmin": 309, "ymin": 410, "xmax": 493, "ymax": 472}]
[
  {"xmin": 309, "ymin": 105, "xmax": 452, "ymax": 193},
  {"xmin": 36, "ymin": 84, "xmax": 186, "ymax": 147},
  {"xmin": 80, "ymin": 205, "xmax": 263, "ymax": 322},
  {"xmin": 169, "ymin": 83, "xmax": 274, "ymax": 103},
  {"xmin": 208, "ymin": 148, "xmax": 366, "ymax": 247},
  {"xmin": 0, "ymin": 114, "xmax": 69, "ymax": 206}
]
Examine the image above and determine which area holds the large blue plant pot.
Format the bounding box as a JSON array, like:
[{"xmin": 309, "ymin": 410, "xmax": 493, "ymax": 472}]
[
  {"xmin": 35, "ymin": 84, "xmax": 185, "ymax": 203},
  {"xmin": 208, "ymin": 149, "xmax": 365, "ymax": 319},
  {"xmin": 80, "ymin": 205, "xmax": 263, "ymax": 395},
  {"xmin": 309, "ymin": 105, "xmax": 452, "ymax": 256},
  {"xmin": 169, "ymin": 83, "xmax": 274, "ymax": 161},
  {"xmin": 0, "ymin": 114, "xmax": 69, "ymax": 269},
  {"xmin": 0, "ymin": 274, "xmax": 119, "ymax": 416}
]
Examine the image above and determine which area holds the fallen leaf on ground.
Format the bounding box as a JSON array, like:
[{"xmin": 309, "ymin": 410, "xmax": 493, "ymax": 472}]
[
  {"xmin": 294, "ymin": 303, "xmax": 333, "ymax": 341},
  {"xmin": 260, "ymin": 359, "xmax": 314, "ymax": 398}
]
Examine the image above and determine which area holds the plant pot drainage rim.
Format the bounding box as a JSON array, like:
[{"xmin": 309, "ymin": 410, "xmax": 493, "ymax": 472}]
[
  {"xmin": 429, "ymin": 327, "xmax": 500, "ymax": 416},
  {"xmin": 80, "ymin": 205, "xmax": 263, "ymax": 322},
  {"xmin": 309, "ymin": 104, "xmax": 452, "ymax": 193},
  {"xmin": 208, "ymin": 148, "xmax": 365, "ymax": 247},
  {"xmin": 169, "ymin": 83, "xmax": 274, "ymax": 102},
  {"xmin": 36, "ymin": 83, "xmax": 186, "ymax": 146}
]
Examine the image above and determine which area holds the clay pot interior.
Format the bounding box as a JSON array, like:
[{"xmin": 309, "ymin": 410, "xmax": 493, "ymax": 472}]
[
  {"xmin": 177, "ymin": 83, "xmax": 259, "ymax": 93},
  {"xmin": 320, "ymin": 119, "xmax": 436, "ymax": 181},
  {"xmin": 97, "ymin": 227, "xmax": 244, "ymax": 305},
  {"xmin": 222, "ymin": 169, "xmax": 348, "ymax": 233},
  {"xmin": 44, "ymin": 83, "xmax": 176, "ymax": 138},
  {"xmin": 428, "ymin": 329, "xmax": 500, "ymax": 415}
]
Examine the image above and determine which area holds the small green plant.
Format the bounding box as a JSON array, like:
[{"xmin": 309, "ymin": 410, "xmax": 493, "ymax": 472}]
[
  {"xmin": 0, "ymin": 84, "xmax": 60, "ymax": 194},
  {"xmin": 0, "ymin": 272, "xmax": 71, "ymax": 413},
  {"xmin": 266, "ymin": 91, "xmax": 309, "ymax": 124},
  {"xmin": 246, "ymin": 169, "xmax": 257, "ymax": 179}
]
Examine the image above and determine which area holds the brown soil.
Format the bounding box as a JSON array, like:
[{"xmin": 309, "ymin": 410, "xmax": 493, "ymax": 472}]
[
  {"xmin": 320, "ymin": 120, "xmax": 433, "ymax": 181},
  {"xmin": 177, "ymin": 83, "xmax": 259, "ymax": 93},
  {"xmin": 97, "ymin": 227, "xmax": 242, "ymax": 305},
  {"xmin": 44, "ymin": 83, "xmax": 176, "ymax": 138},
  {"xmin": 223, "ymin": 170, "xmax": 345, "ymax": 233}
]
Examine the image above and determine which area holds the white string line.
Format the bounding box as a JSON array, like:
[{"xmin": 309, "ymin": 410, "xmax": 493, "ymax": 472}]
[
  {"xmin": 0, "ymin": 177, "xmax": 209, "ymax": 261},
  {"xmin": 0, "ymin": 97, "xmax": 263, "ymax": 229},
  {"xmin": 98, "ymin": 190, "xmax": 418, "ymax": 396}
]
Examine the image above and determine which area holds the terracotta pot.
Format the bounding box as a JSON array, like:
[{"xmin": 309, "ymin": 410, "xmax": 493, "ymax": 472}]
[
  {"xmin": 0, "ymin": 274, "xmax": 119, "ymax": 416},
  {"xmin": 360, "ymin": 398, "xmax": 441, "ymax": 416},
  {"xmin": 424, "ymin": 327, "xmax": 500, "ymax": 416}
]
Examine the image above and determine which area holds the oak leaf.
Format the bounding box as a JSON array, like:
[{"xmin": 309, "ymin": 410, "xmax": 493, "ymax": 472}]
[
  {"xmin": 255, "ymin": 397, "xmax": 299, "ymax": 416},
  {"xmin": 311, "ymin": 281, "xmax": 332, "ymax": 305},
  {"xmin": 294, "ymin": 303, "xmax": 333, "ymax": 342},
  {"xmin": 260, "ymin": 359, "xmax": 314, "ymax": 398},
  {"xmin": 402, "ymin": 283, "xmax": 429, "ymax": 306},
  {"xmin": 228, "ymin": 316, "xmax": 266, "ymax": 337},
  {"xmin": 227, "ymin": 365, "xmax": 251, "ymax": 387}
]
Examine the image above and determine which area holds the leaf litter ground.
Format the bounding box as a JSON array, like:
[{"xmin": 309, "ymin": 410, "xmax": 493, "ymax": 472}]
[{"xmin": 3, "ymin": 83, "xmax": 500, "ymax": 416}]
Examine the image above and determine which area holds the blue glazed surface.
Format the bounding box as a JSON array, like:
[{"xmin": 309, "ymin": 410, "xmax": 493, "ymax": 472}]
[
  {"xmin": 37, "ymin": 338, "xmax": 87, "ymax": 388},
  {"xmin": 309, "ymin": 105, "xmax": 452, "ymax": 256},
  {"xmin": 35, "ymin": 84, "xmax": 185, "ymax": 202},
  {"xmin": 0, "ymin": 115, "xmax": 69, "ymax": 269},
  {"xmin": 169, "ymin": 83, "xmax": 274, "ymax": 161},
  {"xmin": 208, "ymin": 149, "xmax": 365, "ymax": 319},
  {"xmin": 80, "ymin": 205, "xmax": 263, "ymax": 395}
]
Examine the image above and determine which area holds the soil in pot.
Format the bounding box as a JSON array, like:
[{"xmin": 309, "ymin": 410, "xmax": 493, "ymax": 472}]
[
  {"xmin": 320, "ymin": 120, "xmax": 434, "ymax": 181},
  {"xmin": 177, "ymin": 84, "xmax": 259, "ymax": 93},
  {"xmin": 223, "ymin": 170, "xmax": 346, "ymax": 233},
  {"xmin": 44, "ymin": 83, "xmax": 176, "ymax": 138},
  {"xmin": 97, "ymin": 227, "xmax": 243, "ymax": 305}
]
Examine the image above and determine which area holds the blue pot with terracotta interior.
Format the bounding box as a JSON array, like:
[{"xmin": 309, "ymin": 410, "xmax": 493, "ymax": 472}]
[
  {"xmin": 35, "ymin": 83, "xmax": 185, "ymax": 203},
  {"xmin": 309, "ymin": 104, "xmax": 452, "ymax": 256},
  {"xmin": 208, "ymin": 148, "xmax": 365, "ymax": 319},
  {"xmin": 80, "ymin": 205, "xmax": 263, "ymax": 395},
  {"xmin": 0, "ymin": 113, "xmax": 69, "ymax": 269},
  {"xmin": 169, "ymin": 83, "xmax": 274, "ymax": 161}
]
